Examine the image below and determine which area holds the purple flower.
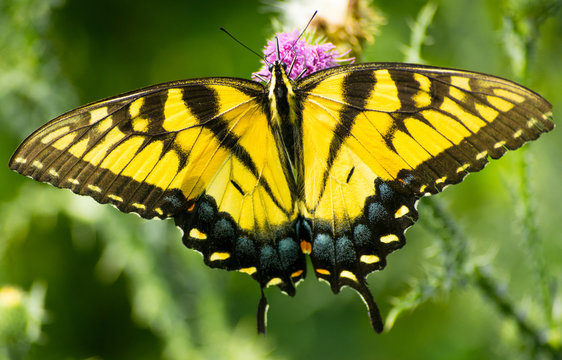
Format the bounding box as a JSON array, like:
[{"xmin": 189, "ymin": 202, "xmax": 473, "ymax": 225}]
[{"xmin": 252, "ymin": 30, "xmax": 354, "ymax": 82}]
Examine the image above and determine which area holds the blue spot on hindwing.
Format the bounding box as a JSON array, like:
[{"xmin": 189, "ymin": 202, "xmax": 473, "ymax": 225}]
[
  {"xmin": 335, "ymin": 236, "xmax": 356, "ymax": 266},
  {"xmin": 368, "ymin": 202, "xmax": 387, "ymax": 223},
  {"xmin": 212, "ymin": 218, "xmax": 236, "ymax": 241},
  {"xmin": 278, "ymin": 238, "xmax": 300, "ymax": 269},
  {"xmin": 197, "ymin": 201, "xmax": 214, "ymax": 223},
  {"xmin": 353, "ymin": 224, "xmax": 372, "ymax": 247},
  {"xmin": 260, "ymin": 245, "xmax": 281, "ymax": 273},
  {"xmin": 378, "ymin": 182, "xmax": 393, "ymax": 202},
  {"xmin": 313, "ymin": 233, "xmax": 335, "ymax": 265},
  {"xmin": 235, "ymin": 236, "xmax": 257, "ymax": 262}
]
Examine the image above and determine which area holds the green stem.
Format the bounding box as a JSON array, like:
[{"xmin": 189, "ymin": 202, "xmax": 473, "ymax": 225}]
[
  {"xmin": 402, "ymin": 1, "xmax": 438, "ymax": 64},
  {"xmin": 500, "ymin": 0, "xmax": 559, "ymax": 328},
  {"xmin": 420, "ymin": 200, "xmax": 468, "ymax": 288},
  {"xmin": 518, "ymin": 151, "xmax": 553, "ymax": 326},
  {"xmin": 423, "ymin": 199, "xmax": 557, "ymax": 357},
  {"xmin": 474, "ymin": 266, "xmax": 560, "ymax": 359}
]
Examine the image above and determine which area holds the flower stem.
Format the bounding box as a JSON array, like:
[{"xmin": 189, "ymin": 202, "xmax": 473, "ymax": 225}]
[{"xmin": 474, "ymin": 266, "xmax": 560, "ymax": 359}]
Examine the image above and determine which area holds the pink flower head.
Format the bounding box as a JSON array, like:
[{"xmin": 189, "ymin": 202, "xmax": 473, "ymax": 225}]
[{"xmin": 252, "ymin": 30, "xmax": 353, "ymax": 82}]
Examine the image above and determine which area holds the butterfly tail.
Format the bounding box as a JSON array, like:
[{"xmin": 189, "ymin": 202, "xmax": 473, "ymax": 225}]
[
  {"xmin": 352, "ymin": 281, "xmax": 384, "ymax": 333},
  {"xmin": 257, "ymin": 287, "xmax": 269, "ymax": 335}
]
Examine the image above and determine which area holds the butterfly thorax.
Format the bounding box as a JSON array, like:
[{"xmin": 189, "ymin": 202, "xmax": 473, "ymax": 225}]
[{"xmin": 267, "ymin": 61, "xmax": 304, "ymax": 193}]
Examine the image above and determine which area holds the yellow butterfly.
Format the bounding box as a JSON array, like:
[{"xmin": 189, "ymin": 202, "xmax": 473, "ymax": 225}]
[{"xmin": 9, "ymin": 35, "xmax": 553, "ymax": 333}]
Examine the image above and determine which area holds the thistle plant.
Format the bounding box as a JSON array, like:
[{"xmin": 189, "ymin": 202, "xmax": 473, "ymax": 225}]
[{"xmin": 252, "ymin": 30, "xmax": 353, "ymax": 81}]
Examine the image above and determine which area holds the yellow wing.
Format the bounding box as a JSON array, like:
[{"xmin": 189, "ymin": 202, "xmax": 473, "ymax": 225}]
[
  {"xmin": 296, "ymin": 63, "xmax": 553, "ymax": 329},
  {"xmin": 9, "ymin": 78, "xmax": 306, "ymax": 294}
]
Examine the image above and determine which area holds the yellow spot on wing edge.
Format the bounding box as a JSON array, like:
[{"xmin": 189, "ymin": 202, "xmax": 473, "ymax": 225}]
[
  {"xmin": 394, "ymin": 205, "xmax": 410, "ymax": 218},
  {"xmin": 31, "ymin": 160, "xmax": 43, "ymax": 169},
  {"xmin": 189, "ymin": 228, "xmax": 207, "ymax": 240},
  {"xmin": 239, "ymin": 267, "xmax": 257, "ymax": 275},
  {"xmin": 48, "ymin": 169, "xmax": 59, "ymax": 177},
  {"xmin": 266, "ymin": 277, "xmax": 283, "ymax": 287},
  {"xmin": 14, "ymin": 157, "xmax": 27, "ymax": 164},
  {"xmin": 209, "ymin": 252, "xmax": 230, "ymax": 261},
  {"xmin": 494, "ymin": 140, "xmax": 506, "ymax": 149},
  {"xmin": 87, "ymin": 184, "xmax": 102, "ymax": 193},
  {"xmin": 380, "ymin": 234, "xmax": 399, "ymax": 243},
  {"xmin": 456, "ymin": 163, "xmax": 470, "ymax": 173},
  {"xmin": 476, "ymin": 151, "xmax": 488, "ymax": 160},
  {"xmin": 316, "ymin": 268, "xmax": 331, "ymax": 276},
  {"xmin": 340, "ymin": 270, "xmax": 358, "ymax": 282},
  {"xmin": 132, "ymin": 203, "xmax": 146, "ymax": 210},
  {"xmin": 527, "ymin": 118, "xmax": 538, "ymax": 128},
  {"xmin": 360, "ymin": 255, "xmax": 380, "ymax": 264},
  {"xmin": 108, "ymin": 194, "xmax": 123, "ymax": 203}
]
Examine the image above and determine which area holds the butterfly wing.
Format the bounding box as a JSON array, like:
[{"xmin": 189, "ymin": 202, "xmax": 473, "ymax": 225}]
[
  {"xmin": 9, "ymin": 78, "xmax": 305, "ymax": 296},
  {"xmin": 296, "ymin": 62, "xmax": 553, "ymax": 331}
]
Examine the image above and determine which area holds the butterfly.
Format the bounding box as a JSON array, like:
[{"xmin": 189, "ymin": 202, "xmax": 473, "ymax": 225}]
[{"xmin": 9, "ymin": 38, "xmax": 553, "ymax": 334}]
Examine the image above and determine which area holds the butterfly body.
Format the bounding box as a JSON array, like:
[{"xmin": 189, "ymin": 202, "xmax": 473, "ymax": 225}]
[{"xmin": 9, "ymin": 59, "xmax": 553, "ymax": 333}]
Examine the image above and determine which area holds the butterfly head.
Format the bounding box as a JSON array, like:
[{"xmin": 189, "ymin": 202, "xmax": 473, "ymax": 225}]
[{"xmin": 267, "ymin": 59, "xmax": 291, "ymax": 83}]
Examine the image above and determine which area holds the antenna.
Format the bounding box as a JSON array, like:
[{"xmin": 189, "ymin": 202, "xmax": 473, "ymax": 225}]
[
  {"xmin": 287, "ymin": 10, "xmax": 318, "ymax": 76},
  {"xmin": 220, "ymin": 27, "xmax": 270, "ymax": 66},
  {"xmin": 275, "ymin": 37, "xmax": 281, "ymax": 62},
  {"xmin": 296, "ymin": 10, "xmax": 318, "ymax": 44}
]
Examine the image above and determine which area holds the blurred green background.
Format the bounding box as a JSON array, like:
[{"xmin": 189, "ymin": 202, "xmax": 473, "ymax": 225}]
[{"xmin": 1, "ymin": 0, "xmax": 561, "ymax": 359}]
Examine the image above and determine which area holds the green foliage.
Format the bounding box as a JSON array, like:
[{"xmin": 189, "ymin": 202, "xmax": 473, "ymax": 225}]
[
  {"xmin": 0, "ymin": 284, "xmax": 46, "ymax": 360},
  {"xmin": 402, "ymin": 1, "xmax": 438, "ymax": 64},
  {"xmin": 1, "ymin": 0, "xmax": 561, "ymax": 359},
  {"xmin": 385, "ymin": 3, "xmax": 562, "ymax": 359}
]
